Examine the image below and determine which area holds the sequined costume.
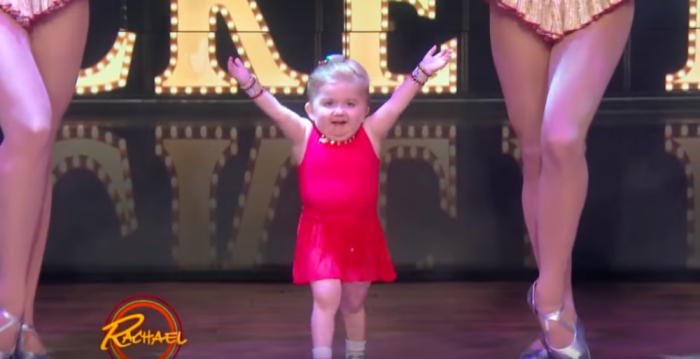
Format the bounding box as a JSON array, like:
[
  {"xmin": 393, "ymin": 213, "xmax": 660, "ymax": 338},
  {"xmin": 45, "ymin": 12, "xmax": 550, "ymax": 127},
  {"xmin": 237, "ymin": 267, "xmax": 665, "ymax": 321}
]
[
  {"xmin": 293, "ymin": 125, "xmax": 397, "ymax": 285},
  {"xmin": 491, "ymin": 0, "xmax": 632, "ymax": 41},
  {"xmin": 0, "ymin": 0, "xmax": 74, "ymax": 28}
]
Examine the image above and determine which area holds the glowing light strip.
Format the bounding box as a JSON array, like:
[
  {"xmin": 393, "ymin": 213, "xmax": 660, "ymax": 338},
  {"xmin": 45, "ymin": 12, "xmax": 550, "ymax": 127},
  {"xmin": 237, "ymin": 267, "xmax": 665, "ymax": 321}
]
[
  {"xmin": 256, "ymin": 154, "xmax": 293, "ymax": 265},
  {"xmin": 54, "ymin": 125, "xmax": 136, "ymax": 236},
  {"xmin": 226, "ymin": 125, "xmax": 284, "ymax": 265},
  {"xmin": 156, "ymin": 0, "xmax": 307, "ymax": 96},
  {"xmin": 380, "ymin": 124, "xmax": 457, "ymax": 228},
  {"xmin": 75, "ymin": 31, "xmax": 136, "ymax": 95},
  {"xmin": 154, "ymin": 125, "xmax": 238, "ymax": 260},
  {"xmin": 209, "ymin": 127, "xmax": 239, "ymax": 262},
  {"xmin": 343, "ymin": 0, "xmax": 458, "ymax": 94},
  {"xmin": 665, "ymin": 0, "xmax": 699, "ymax": 91},
  {"xmin": 664, "ymin": 124, "xmax": 696, "ymax": 266}
]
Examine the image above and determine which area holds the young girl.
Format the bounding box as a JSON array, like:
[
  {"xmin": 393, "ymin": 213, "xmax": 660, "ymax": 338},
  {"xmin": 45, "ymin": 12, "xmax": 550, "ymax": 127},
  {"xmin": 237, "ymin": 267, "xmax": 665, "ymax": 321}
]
[
  {"xmin": 228, "ymin": 46, "xmax": 451, "ymax": 358},
  {"xmin": 488, "ymin": 0, "xmax": 635, "ymax": 358}
]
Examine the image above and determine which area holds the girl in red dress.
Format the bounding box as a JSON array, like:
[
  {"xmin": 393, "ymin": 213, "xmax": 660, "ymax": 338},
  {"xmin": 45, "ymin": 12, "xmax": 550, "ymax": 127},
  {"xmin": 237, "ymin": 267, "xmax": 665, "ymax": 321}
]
[
  {"xmin": 0, "ymin": 1, "xmax": 89, "ymax": 358},
  {"xmin": 487, "ymin": 0, "xmax": 635, "ymax": 358},
  {"xmin": 228, "ymin": 47, "xmax": 451, "ymax": 359}
]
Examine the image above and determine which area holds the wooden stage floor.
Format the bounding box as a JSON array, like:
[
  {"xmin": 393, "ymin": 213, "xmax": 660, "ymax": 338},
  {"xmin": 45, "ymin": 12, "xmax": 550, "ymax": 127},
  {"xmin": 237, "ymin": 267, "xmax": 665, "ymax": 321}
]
[{"xmin": 33, "ymin": 282, "xmax": 700, "ymax": 359}]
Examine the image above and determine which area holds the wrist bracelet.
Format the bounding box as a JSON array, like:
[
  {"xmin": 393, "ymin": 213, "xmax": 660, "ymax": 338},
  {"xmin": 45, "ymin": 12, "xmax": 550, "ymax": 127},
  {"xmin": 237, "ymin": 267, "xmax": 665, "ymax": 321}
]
[
  {"xmin": 409, "ymin": 64, "xmax": 431, "ymax": 86},
  {"xmin": 242, "ymin": 76, "xmax": 266, "ymax": 99},
  {"xmin": 241, "ymin": 76, "xmax": 255, "ymax": 90}
]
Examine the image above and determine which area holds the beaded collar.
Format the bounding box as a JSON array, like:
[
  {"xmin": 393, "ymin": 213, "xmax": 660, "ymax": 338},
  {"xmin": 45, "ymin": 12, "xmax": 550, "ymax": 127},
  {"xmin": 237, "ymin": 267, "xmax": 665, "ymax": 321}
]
[{"xmin": 319, "ymin": 134, "xmax": 356, "ymax": 145}]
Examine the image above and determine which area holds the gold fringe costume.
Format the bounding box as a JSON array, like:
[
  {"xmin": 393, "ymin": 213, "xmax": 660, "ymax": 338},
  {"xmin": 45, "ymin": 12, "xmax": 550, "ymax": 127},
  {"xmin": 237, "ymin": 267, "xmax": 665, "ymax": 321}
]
[
  {"xmin": 491, "ymin": 0, "xmax": 632, "ymax": 42},
  {"xmin": 0, "ymin": 0, "xmax": 75, "ymax": 28}
]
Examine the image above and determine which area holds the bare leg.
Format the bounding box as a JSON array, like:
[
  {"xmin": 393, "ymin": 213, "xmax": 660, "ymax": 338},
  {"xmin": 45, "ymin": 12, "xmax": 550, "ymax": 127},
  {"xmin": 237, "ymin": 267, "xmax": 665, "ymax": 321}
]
[
  {"xmin": 18, "ymin": 1, "xmax": 90, "ymax": 354},
  {"xmin": 310, "ymin": 279, "xmax": 342, "ymax": 359},
  {"xmin": 534, "ymin": 1, "xmax": 635, "ymax": 349},
  {"xmin": 340, "ymin": 282, "xmax": 371, "ymax": 357},
  {"xmin": 0, "ymin": 11, "xmax": 54, "ymax": 352},
  {"xmin": 489, "ymin": 3, "xmax": 554, "ymax": 351}
]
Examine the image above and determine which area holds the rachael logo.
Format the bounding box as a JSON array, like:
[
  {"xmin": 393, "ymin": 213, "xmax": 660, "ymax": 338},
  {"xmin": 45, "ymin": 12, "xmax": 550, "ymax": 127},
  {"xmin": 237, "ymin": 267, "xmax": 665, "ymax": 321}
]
[{"xmin": 100, "ymin": 295, "xmax": 187, "ymax": 359}]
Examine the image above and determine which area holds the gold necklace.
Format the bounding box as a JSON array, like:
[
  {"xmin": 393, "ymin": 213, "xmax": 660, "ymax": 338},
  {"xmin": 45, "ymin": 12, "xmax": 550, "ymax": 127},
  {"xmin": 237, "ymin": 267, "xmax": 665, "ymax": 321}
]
[{"xmin": 319, "ymin": 134, "xmax": 356, "ymax": 145}]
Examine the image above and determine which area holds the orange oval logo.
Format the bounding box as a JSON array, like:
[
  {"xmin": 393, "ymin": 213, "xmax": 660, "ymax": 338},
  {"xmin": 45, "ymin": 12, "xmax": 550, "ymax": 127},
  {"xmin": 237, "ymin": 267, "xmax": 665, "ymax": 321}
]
[{"xmin": 101, "ymin": 295, "xmax": 187, "ymax": 359}]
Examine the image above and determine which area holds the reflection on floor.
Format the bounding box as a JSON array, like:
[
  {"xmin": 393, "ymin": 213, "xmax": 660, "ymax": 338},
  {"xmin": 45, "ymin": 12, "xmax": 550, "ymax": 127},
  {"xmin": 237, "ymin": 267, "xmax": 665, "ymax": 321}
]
[{"xmin": 34, "ymin": 282, "xmax": 700, "ymax": 359}]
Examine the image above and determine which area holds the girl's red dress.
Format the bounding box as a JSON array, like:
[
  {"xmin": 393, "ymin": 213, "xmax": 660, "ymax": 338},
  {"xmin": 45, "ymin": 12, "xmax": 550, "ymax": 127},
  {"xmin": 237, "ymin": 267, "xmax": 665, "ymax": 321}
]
[{"xmin": 293, "ymin": 124, "xmax": 397, "ymax": 284}]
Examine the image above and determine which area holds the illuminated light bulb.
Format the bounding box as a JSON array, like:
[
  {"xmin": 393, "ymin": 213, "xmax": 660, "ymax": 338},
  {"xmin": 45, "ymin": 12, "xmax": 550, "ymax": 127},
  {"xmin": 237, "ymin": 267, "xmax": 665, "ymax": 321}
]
[
  {"xmin": 378, "ymin": 139, "xmax": 457, "ymax": 222},
  {"xmin": 666, "ymin": 3, "xmax": 700, "ymax": 91},
  {"xmin": 155, "ymin": 124, "xmax": 238, "ymax": 263},
  {"xmin": 55, "ymin": 125, "xmax": 136, "ymax": 234},
  {"xmin": 343, "ymin": 0, "xmax": 458, "ymax": 94},
  {"xmin": 663, "ymin": 123, "xmax": 700, "ymax": 266},
  {"xmin": 75, "ymin": 31, "xmax": 136, "ymax": 95},
  {"xmin": 155, "ymin": 0, "xmax": 308, "ymax": 96}
]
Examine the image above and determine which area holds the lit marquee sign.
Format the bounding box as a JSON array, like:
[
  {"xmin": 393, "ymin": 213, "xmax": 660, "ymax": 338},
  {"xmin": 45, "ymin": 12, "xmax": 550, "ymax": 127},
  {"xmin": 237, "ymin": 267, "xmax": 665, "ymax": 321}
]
[
  {"xmin": 75, "ymin": 0, "xmax": 457, "ymax": 96},
  {"xmin": 343, "ymin": 0, "xmax": 457, "ymax": 94},
  {"xmin": 667, "ymin": 0, "xmax": 700, "ymax": 91},
  {"xmin": 75, "ymin": 31, "xmax": 136, "ymax": 95}
]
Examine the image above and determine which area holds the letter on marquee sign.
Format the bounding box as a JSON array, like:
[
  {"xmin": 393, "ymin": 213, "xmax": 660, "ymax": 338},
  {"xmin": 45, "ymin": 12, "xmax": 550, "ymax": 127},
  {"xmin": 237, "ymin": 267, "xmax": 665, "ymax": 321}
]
[
  {"xmin": 75, "ymin": 31, "xmax": 137, "ymax": 95},
  {"xmin": 75, "ymin": 1, "xmax": 458, "ymax": 95},
  {"xmin": 156, "ymin": 0, "xmax": 307, "ymax": 95},
  {"xmin": 666, "ymin": 1, "xmax": 699, "ymax": 90},
  {"xmin": 155, "ymin": 125, "xmax": 239, "ymax": 267},
  {"xmin": 344, "ymin": 0, "xmax": 458, "ymax": 94}
]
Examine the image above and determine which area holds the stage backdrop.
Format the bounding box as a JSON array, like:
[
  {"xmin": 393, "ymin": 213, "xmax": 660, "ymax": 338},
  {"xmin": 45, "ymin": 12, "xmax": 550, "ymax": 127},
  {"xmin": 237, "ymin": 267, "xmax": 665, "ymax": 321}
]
[{"xmin": 10, "ymin": 0, "xmax": 700, "ymax": 279}]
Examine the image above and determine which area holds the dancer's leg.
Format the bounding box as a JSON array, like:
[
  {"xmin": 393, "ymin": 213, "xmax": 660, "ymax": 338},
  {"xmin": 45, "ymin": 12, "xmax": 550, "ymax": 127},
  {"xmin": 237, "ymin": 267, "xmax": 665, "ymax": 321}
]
[
  {"xmin": 489, "ymin": 3, "xmax": 552, "ymax": 351},
  {"xmin": 489, "ymin": 2, "xmax": 549, "ymax": 267},
  {"xmin": 18, "ymin": 2, "xmax": 90, "ymax": 353},
  {"xmin": 340, "ymin": 282, "xmax": 371, "ymax": 357},
  {"xmin": 0, "ymin": 12, "xmax": 53, "ymax": 352},
  {"xmin": 310, "ymin": 279, "xmax": 342, "ymax": 359},
  {"xmin": 534, "ymin": 1, "xmax": 635, "ymax": 349}
]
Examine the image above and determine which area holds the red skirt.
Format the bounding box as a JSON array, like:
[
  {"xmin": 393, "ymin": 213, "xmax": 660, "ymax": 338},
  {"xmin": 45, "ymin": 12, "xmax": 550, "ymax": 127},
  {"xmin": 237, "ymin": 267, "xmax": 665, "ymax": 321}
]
[{"xmin": 292, "ymin": 211, "xmax": 397, "ymax": 285}]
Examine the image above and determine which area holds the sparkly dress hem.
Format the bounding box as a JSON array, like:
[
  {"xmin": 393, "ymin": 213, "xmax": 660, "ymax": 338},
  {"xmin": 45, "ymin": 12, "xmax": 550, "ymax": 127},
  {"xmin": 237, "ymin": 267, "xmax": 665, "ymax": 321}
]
[
  {"xmin": 0, "ymin": 0, "xmax": 77, "ymax": 28},
  {"xmin": 489, "ymin": 0, "xmax": 633, "ymax": 41}
]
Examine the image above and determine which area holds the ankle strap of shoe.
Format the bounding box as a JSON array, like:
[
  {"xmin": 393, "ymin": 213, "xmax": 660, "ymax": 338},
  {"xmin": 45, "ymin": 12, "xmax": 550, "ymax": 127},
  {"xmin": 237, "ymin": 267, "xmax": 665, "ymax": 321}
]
[
  {"xmin": 0, "ymin": 310, "xmax": 19, "ymax": 332},
  {"xmin": 21, "ymin": 324, "xmax": 37, "ymax": 334}
]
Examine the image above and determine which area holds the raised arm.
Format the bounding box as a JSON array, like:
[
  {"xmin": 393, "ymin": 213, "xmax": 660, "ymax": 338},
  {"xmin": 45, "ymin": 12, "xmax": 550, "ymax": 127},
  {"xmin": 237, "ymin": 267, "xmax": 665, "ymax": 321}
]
[
  {"xmin": 365, "ymin": 46, "xmax": 452, "ymax": 139},
  {"xmin": 228, "ymin": 57, "xmax": 308, "ymax": 145}
]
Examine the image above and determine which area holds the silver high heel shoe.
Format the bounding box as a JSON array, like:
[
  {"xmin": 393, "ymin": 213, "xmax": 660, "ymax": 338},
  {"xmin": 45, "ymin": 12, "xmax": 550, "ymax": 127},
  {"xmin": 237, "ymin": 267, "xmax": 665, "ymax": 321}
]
[
  {"xmin": 0, "ymin": 309, "xmax": 21, "ymax": 359},
  {"xmin": 518, "ymin": 284, "xmax": 549, "ymax": 359},
  {"xmin": 528, "ymin": 281, "xmax": 590, "ymax": 359},
  {"xmin": 16, "ymin": 324, "xmax": 52, "ymax": 359},
  {"xmin": 518, "ymin": 345, "xmax": 550, "ymax": 359}
]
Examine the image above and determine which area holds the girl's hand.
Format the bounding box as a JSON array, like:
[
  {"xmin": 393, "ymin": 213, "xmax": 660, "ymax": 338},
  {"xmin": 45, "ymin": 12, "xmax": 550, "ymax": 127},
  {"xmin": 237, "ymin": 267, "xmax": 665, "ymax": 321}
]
[
  {"xmin": 420, "ymin": 45, "xmax": 453, "ymax": 75},
  {"xmin": 227, "ymin": 56, "xmax": 253, "ymax": 84}
]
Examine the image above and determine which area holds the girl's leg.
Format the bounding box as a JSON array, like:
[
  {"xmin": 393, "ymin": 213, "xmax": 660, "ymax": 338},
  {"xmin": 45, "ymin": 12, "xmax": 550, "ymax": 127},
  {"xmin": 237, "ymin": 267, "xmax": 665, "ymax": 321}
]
[
  {"xmin": 311, "ymin": 279, "xmax": 342, "ymax": 359},
  {"xmin": 0, "ymin": 11, "xmax": 54, "ymax": 353},
  {"xmin": 534, "ymin": 1, "xmax": 635, "ymax": 350},
  {"xmin": 340, "ymin": 282, "xmax": 371, "ymax": 358},
  {"xmin": 19, "ymin": 0, "xmax": 90, "ymax": 354},
  {"xmin": 489, "ymin": 3, "xmax": 555, "ymax": 352}
]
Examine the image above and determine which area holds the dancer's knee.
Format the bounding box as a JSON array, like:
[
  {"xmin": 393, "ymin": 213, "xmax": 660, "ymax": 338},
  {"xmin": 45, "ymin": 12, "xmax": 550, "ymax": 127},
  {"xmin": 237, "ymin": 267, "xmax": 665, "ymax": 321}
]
[
  {"xmin": 2, "ymin": 102, "xmax": 54, "ymax": 156},
  {"xmin": 540, "ymin": 123, "xmax": 585, "ymax": 167}
]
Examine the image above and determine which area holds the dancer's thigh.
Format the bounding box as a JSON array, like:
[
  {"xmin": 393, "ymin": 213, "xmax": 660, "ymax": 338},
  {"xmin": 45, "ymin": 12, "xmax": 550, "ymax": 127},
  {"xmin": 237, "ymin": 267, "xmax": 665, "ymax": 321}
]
[{"xmin": 542, "ymin": 2, "xmax": 635, "ymax": 140}]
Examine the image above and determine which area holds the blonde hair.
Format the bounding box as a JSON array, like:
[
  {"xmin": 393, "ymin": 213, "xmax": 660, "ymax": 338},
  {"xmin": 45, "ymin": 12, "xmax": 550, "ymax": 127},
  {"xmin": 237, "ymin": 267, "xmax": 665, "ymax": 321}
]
[{"xmin": 306, "ymin": 54, "xmax": 370, "ymax": 101}]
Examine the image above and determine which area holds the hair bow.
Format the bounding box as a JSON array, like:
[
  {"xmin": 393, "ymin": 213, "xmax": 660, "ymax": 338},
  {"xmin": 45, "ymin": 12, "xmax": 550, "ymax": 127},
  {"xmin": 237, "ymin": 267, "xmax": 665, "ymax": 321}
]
[{"xmin": 318, "ymin": 55, "xmax": 345, "ymax": 66}]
